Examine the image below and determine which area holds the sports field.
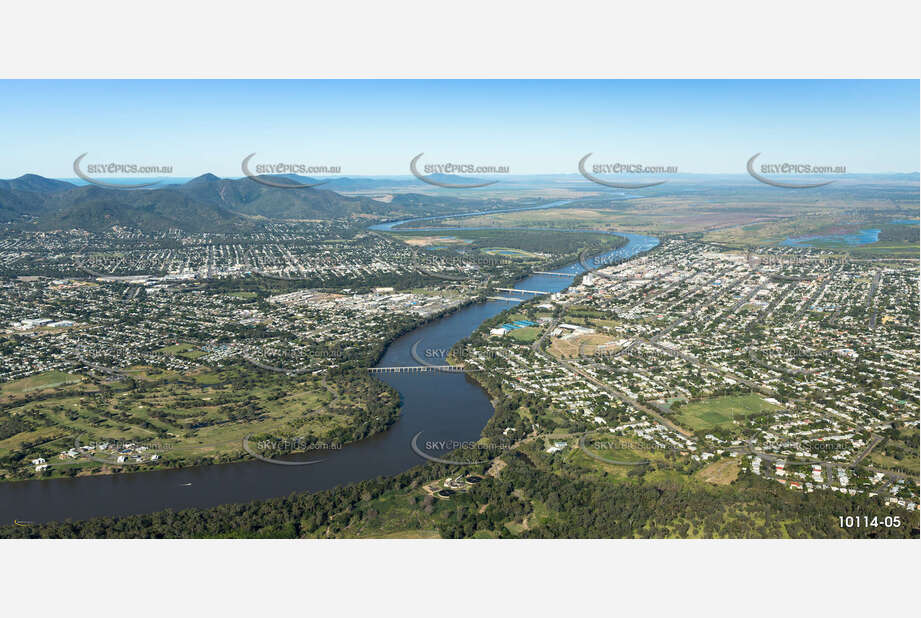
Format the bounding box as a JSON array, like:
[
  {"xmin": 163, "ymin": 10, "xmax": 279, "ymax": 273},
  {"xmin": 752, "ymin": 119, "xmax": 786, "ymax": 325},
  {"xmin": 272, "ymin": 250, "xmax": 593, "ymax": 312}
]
[{"xmin": 672, "ymin": 394, "xmax": 780, "ymax": 432}]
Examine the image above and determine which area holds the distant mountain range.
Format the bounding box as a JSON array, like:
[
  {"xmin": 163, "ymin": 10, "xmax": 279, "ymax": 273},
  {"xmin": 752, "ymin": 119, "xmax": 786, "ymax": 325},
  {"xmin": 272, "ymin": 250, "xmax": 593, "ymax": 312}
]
[
  {"xmin": 0, "ymin": 173, "xmax": 75, "ymax": 194},
  {"xmin": 4, "ymin": 170, "xmax": 916, "ymax": 234},
  {"xmin": 0, "ymin": 173, "xmax": 513, "ymax": 233}
]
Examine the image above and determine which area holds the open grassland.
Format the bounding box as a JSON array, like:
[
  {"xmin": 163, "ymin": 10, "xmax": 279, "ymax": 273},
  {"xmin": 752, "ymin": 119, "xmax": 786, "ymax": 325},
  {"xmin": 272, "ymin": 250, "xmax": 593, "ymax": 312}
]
[
  {"xmin": 393, "ymin": 234, "xmax": 474, "ymax": 247},
  {"xmin": 869, "ymin": 428, "xmax": 920, "ymax": 475},
  {"xmin": 479, "ymin": 247, "xmax": 542, "ymax": 259},
  {"xmin": 414, "ymin": 195, "xmax": 917, "ymax": 253},
  {"xmin": 156, "ymin": 343, "xmax": 206, "ymax": 360},
  {"xmin": 388, "ymin": 226, "xmax": 623, "ymax": 257},
  {"xmin": 696, "ymin": 459, "xmax": 740, "ymax": 485},
  {"xmin": 424, "ymin": 199, "xmax": 841, "ymax": 239},
  {"xmin": 847, "ymin": 243, "xmax": 920, "ymax": 256},
  {"xmin": 566, "ymin": 434, "xmax": 677, "ymax": 482},
  {"xmin": 549, "ymin": 333, "xmax": 615, "ymax": 359}
]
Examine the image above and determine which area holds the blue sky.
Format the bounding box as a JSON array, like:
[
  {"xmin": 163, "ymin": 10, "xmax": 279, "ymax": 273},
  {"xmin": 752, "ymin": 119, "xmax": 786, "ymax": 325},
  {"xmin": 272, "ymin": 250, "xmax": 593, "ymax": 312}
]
[{"xmin": 0, "ymin": 80, "xmax": 917, "ymax": 178}]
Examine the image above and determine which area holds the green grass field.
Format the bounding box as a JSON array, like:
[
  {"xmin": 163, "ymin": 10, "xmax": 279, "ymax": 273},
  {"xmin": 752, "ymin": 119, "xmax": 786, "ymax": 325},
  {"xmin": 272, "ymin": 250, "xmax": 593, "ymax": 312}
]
[
  {"xmin": 0, "ymin": 371, "xmax": 83, "ymax": 396},
  {"xmin": 508, "ymin": 327, "xmax": 540, "ymax": 343},
  {"xmin": 157, "ymin": 343, "xmax": 206, "ymax": 360},
  {"xmin": 847, "ymin": 243, "xmax": 920, "ymax": 256},
  {"xmin": 480, "ymin": 247, "xmax": 541, "ymax": 259},
  {"xmin": 673, "ymin": 394, "xmax": 780, "ymax": 432},
  {"xmin": 583, "ymin": 445, "xmax": 647, "ymax": 464}
]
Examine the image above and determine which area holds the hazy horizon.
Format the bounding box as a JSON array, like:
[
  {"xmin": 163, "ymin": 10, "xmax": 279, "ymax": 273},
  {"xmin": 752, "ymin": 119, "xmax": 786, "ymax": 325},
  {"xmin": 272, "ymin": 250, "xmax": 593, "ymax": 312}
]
[{"xmin": 1, "ymin": 80, "xmax": 917, "ymax": 178}]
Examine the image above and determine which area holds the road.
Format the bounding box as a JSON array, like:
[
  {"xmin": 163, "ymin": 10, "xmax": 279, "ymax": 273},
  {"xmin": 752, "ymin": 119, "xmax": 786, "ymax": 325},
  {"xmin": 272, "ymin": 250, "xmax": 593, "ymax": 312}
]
[
  {"xmin": 728, "ymin": 284, "xmax": 765, "ymax": 316},
  {"xmin": 759, "ymin": 281, "xmax": 794, "ymax": 321},
  {"xmin": 612, "ymin": 268, "xmax": 735, "ymax": 357},
  {"xmin": 526, "ymin": 309, "xmax": 691, "ymax": 437},
  {"xmin": 796, "ymin": 263, "xmax": 840, "ymax": 321},
  {"xmin": 643, "ymin": 339, "xmax": 776, "ymax": 396},
  {"xmin": 853, "ymin": 434, "xmax": 883, "ymax": 466},
  {"xmin": 554, "ymin": 353, "xmax": 692, "ymax": 437},
  {"xmin": 527, "ymin": 252, "xmax": 917, "ymax": 487},
  {"xmin": 734, "ymin": 442, "xmax": 916, "ymax": 485},
  {"xmin": 867, "ymin": 271, "xmax": 881, "ymax": 329}
]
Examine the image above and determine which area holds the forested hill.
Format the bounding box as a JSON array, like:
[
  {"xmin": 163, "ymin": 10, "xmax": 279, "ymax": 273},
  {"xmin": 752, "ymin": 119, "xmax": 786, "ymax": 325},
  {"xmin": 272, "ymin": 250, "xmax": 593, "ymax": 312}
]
[{"xmin": 0, "ymin": 173, "xmax": 529, "ymax": 233}]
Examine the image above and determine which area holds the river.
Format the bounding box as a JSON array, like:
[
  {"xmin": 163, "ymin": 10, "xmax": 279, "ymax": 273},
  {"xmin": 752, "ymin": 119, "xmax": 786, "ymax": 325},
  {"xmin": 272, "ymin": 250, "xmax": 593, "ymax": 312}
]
[{"xmin": 0, "ymin": 204, "xmax": 657, "ymax": 524}]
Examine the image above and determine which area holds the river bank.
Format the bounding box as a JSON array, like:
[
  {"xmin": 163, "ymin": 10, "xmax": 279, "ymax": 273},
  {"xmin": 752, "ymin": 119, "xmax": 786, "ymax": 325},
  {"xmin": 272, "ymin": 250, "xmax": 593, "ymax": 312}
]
[{"xmin": 0, "ymin": 209, "xmax": 657, "ymax": 523}]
